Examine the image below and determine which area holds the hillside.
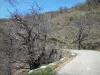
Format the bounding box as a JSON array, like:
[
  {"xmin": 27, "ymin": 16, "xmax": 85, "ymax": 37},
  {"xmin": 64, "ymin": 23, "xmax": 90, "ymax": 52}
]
[
  {"xmin": 0, "ymin": 3, "xmax": 100, "ymax": 50},
  {"xmin": 43, "ymin": 3, "xmax": 100, "ymax": 50},
  {"xmin": 1, "ymin": 1, "xmax": 100, "ymax": 75}
]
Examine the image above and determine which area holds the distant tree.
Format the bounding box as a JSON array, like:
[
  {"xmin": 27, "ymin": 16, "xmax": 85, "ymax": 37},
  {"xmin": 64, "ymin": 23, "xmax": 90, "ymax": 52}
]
[
  {"xmin": 69, "ymin": 15, "xmax": 97, "ymax": 49},
  {"xmin": 86, "ymin": 0, "xmax": 100, "ymax": 5},
  {"xmin": 72, "ymin": 17, "xmax": 90, "ymax": 49},
  {"xmin": 59, "ymin": 6, "xmax": 68, "ymax": 13}
]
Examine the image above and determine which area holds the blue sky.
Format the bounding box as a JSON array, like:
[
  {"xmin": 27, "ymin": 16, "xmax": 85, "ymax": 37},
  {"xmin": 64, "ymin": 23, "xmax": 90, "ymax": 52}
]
[{"xmin": 0, "ymin": 0, "xmax": 85, "ymax": 18}]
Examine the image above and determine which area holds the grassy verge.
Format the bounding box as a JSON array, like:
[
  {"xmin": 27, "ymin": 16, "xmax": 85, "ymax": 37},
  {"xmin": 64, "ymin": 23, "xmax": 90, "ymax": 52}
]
[
  {"xmin": 28, "ymin": 54, "xmax": 77, "ymax": 75},
  {"xmin": 97, "ymin": 50, "xmax": 100, "ymax": 52},
  {"xmin": 53, "ymin": 54, "xmax": 77, "ymax": 72},
  {"xmin": 28, "ymin": 66, "xmax": 54, "ymax": 75}
]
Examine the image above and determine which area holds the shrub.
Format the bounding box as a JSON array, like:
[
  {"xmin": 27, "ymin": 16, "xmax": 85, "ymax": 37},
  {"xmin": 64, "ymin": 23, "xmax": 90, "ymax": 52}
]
[
  {"xmin": 82, "ymin": 42, "xmax": 100, "ymax": 50},
  {"xmin": 86, "ymin": 0, "xmax": 100, "ymax": 5},
  {"xmin": 75, "ymin": 3, "xmax": 91, "ymax": 11}
]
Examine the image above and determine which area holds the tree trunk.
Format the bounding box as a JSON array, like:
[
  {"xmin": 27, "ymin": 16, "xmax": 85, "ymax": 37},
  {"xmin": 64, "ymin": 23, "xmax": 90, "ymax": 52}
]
[
  {"xmin": 29, "ymin": 62, "xmax": 40, "ymax": 70},
  {"xmin": 77, "ymin": 40, "xmax": 81, "ymax": 50}
]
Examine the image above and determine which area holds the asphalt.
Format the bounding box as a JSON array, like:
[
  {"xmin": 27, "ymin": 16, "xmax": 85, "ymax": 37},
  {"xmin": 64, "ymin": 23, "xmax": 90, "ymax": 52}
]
[{"xmin": 56, "ymin": 50, "xmax": 100, "ymax": 75}]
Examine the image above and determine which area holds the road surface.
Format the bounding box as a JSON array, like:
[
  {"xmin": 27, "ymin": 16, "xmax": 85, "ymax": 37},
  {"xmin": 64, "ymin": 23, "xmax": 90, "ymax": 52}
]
[{"xmin": 56, "ymin": 50, "xmax": 100, "ymax": 75}]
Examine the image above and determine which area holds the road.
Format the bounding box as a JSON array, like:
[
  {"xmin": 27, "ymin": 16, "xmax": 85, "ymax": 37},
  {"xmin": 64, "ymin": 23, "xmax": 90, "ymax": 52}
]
[{"xmin": 56, "ymin": 50, "xmax": 100, "ymax": 75}]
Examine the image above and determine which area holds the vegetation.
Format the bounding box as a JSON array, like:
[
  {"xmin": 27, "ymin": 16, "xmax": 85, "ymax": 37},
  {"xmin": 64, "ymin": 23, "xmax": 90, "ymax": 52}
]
[
  {"xmin": 28, "ymin": 54, "xmax": 76, "ymax": 75},
  {"xmin": 59, "ymin": 6, "xmax": 68, "ymax": 13},
  {"xmin": 86, "ymin": 0, "xmax": 100, "ymax": 5},
  {"xmin": 1, "ymin": 0, "xmax": 100, "ymax": 75},
  {"xmin": 0, "ymin": 1, "xmax": 70, "ymax": 75},
  {"xmin": 46, "ymin": 0, "xmax": 100, "ymax": 50},
  {"xmin": 28, "ymin": 67, "xmax": 53, "ymax": 75}
]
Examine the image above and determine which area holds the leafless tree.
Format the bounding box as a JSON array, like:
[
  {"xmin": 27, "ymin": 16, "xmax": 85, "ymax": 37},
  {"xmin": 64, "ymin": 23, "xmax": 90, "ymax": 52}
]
[
  {"xmin": 69, "ymin": 15, "xmax": 98, "ymax": 49},
  {"xmin": 9, "ymin": 4, "xmax": 52, "ymax": 69},
  {"xmin": 6, "ymin": 0, "xmax": 17, "ymax": 6},
  {"xmin": 59, "ymin": 6, "xmax": 68, "ymax": 13},
  {"xmin": 10, "ymin": 6, "xmax": 68, "ymax": 71},
  {"xmin": 2, "ymin": 1, "xmax": 70, "ymax": 73}
]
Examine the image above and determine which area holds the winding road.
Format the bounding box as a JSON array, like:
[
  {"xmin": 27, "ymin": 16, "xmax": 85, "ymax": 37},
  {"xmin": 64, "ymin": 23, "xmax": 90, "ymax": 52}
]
[{"xmin": 56, "ymin": 50, "xmax": 100, "ymax": 75}]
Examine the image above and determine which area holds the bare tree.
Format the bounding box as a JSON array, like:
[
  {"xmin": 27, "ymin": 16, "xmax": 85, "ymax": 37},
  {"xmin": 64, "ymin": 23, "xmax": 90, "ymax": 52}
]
[
  {"xmin": 10, "ymin": 7, "xmax": 67, "ymax": 71},
  {"xmin": 10, "ymin": 5, "xmax": 51, "ymax": 69},
  {"xmin": 2, "ymin": 1, "xmax": 70, "ymax": 73},
  {"xmin": 6, "ymin": 0, "xmax": 17, "ymax": 6},
  {"xmin": 59, "ymin": 6, "xmax": 68, "ymax": 13},
  {"xmin": 69, "ymin": 16, "xmax": 95, "ymax": 49}
]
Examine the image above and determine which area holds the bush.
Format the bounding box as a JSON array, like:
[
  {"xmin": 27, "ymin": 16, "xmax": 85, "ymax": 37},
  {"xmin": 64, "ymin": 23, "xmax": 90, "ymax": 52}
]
[
  {"xmin": 82, "ymin": 42, "xmax": 100, "ymax": 50},
  {"xmin": 86, "ymin": 0, "xmax": 100, "ymax": 5},
  {"xmin": 75, "ymin": 2, "xmax": 100, "ymax": 11},
  {"xmin": 75, "ymin": 3, "xmax": 91, "ymax": 11}
]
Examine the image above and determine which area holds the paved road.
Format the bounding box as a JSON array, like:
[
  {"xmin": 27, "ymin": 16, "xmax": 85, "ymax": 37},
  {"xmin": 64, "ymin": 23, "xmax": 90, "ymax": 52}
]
[{"xmin": 56, "ymin": 50, "xmax": 100, "ymax": 75}]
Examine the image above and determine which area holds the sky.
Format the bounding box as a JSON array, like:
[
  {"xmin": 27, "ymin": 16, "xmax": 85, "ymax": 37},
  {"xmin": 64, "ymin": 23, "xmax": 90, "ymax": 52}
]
[{"xmin": 0, "ymin": 0, "xmax": 85, "ymax": 18}]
